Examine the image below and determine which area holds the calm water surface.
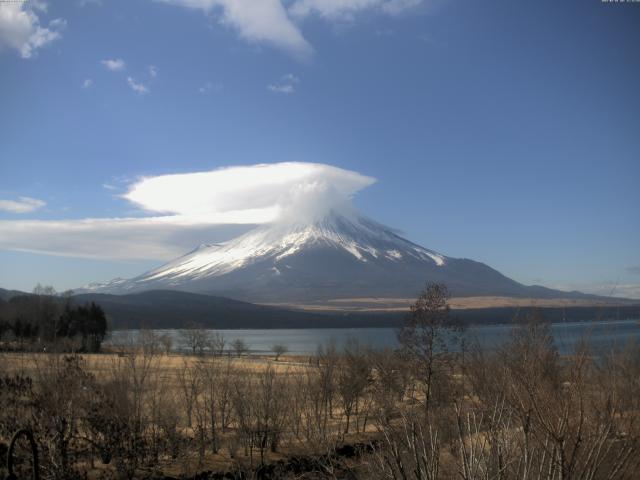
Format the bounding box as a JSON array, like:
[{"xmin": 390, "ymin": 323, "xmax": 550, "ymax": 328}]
[{"xmin": 107, "ymin": 319, "xmax": 640, "ymax": 356}]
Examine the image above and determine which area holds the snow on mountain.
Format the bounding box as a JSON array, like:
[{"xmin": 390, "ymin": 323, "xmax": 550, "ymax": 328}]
[
  {"xmin": 81, "ymin": 210, "xmax": 581, "ymax": 303},
  {"xmin": 141, "ymin": 213, "xmax": 445, "ymax": 282}
]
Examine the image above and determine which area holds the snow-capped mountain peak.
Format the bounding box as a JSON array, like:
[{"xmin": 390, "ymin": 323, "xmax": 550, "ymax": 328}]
[
  {"xmin": 138, "ymin": 212, "xmax": 446, "ymax": 285},
  {"xmin": 80, "ymin": 210, "xmax": 555, "ymax": 303}
]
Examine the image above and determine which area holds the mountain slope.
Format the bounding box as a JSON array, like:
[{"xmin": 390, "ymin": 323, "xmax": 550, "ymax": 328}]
[
  {"xmin": 82, "ymin": 212, "xmax": 596, "ymax": 303},
  {"xmin": 73, "ymin": 290, "xmax": 640, "ymax": 329},
  {"xmin": 0, "ymin": 287, "xmax": 31, "ymax": 301},
  {"xmin": 73, "ymin": 290, "xmax": 407, "ymax": 329}
]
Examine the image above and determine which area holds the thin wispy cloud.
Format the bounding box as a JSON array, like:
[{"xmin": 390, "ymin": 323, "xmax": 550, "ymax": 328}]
[
  {"xmin": 82, "ymin": 78, "xmax": 93, "ymax": 88},
  {"xmin": 381, "ymin": 0, "xmax": 423, "ymax": 15},
  {"xmin": 627, "ymin": 266, "xmax": 640, "ymax": 275},
  {"xmin": 198, "ymin": 81, "xmax": 221, "ymax": 94},
  {"xmin": 282, "ymin": 73, "xmax": 299, "ymax": 83},
  {"xmin": 0, "ymin": 217, "xmax": 248, "ymax": 260},
  {"xmin": 0, "ymin": 163, "xmax": 376, "ymax": 259},
  {"xmin": 0, "ymin": 1, "xmax": 65, "ymax": 58},
  {"xmin": 49, "ymin": 18, "xmax": 67, "ymax": 29},
  {"xmin": 127, "ymin": 76, "xmax": 149, "ymax": 94},
  {"xmin": 375, "ymin": 28, "xmax": 394, "ymax": 37},
  {"xmin": 100, "ymin": 58, "xmax": 151, "ymax": 93},
  {"xmin": 101, "ymin": 58, "xmax": 125, "ymax": 71},
  {"xmin": 0, "ymin": 196, "xmax": 46, "ymax": 214},
  {"xmin": 268, "ymin": 83, "xmax": 294, "ymax": 94},
  {"xmin": 268, "ymin": 73, "xmax": 299, "ymax": 94},
  {"xmin": 289, "ymin": 0, "xmax": 423, "ymax": 20}
]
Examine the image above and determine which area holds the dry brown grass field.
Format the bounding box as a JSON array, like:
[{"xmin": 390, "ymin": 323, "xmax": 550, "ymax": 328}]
[
  {"xmin": 266, "ymin": 295, "xmax": 635, "ymax": 312},
  {"xmin": 0, "ymin": 351, "xmax": 313, "ymax": 378},
  {"xmin": 0, "ymin": 348, "xmax": 384, "ymax": 479}
]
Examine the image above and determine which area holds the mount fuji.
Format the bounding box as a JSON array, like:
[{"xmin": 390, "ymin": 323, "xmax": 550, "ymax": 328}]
[{"xmin": 80, "ymin": 210, "xmax": 588, "ymax": 304}]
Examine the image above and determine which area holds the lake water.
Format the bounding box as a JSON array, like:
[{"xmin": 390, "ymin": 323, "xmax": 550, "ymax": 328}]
[{"xmin": 107, "ymin": 319, "xmax": 640, "ymax": 356}]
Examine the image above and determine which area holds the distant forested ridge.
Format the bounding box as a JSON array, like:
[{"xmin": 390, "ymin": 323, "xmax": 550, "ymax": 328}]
[
  {"xmin": 75, "ymin": 290, "xmax": 640, "ymax": 329},
  {"xmin": 0, "ymin": 286, "xmax": 107, "ymax": 352},
  {"xmin": 1, "ymin": 287, "xmax": 639, "ymax": 331}
]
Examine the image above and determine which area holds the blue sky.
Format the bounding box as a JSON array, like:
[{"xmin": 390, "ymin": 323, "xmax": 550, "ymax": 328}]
[{"xmin": 0, "ymin": 0, "xmax": 639, "ymax": 297}]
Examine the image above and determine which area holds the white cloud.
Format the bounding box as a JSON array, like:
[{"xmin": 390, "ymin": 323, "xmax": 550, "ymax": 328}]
[
  {"xmin": 154, "ymin": 0, "xmax": 423, "ymax": 57},
  {"xmin": 381, "ymin": 0, "xmax": 423, "ymax": 15},
  {"xmin": 198, "ymin": 81, "xmax": 222, "ymax": 94},
  {"xmin": 289, "ymin": 0, "xmax": 423, "ymax": 19},
  {"xmin": 148, "ymin": 64, "xmax": 158, "ymax": 77},
  {"xmin": 101, "ymin": 58, "xmax": 125, "ymax": 71},
  {"xmin": 0, "ymin": 216, "xmax": 253, "ymax": 260},
  {"xmin": 82, "ymin": 78, "xmax": 93, "ymax": 88},
  {"xmin": 268, "ymin": 73, "xmax": 300, "ymax": 94},
  {"xmin": 282, "ymin": 73, "xmax": 300, "ymax": 83},
  {"xmin": 0, "ymin": 196, "xmax": 46, "ymax": 214},
  {"xmin": 155, "ymin": 0, "xmax": 313, "ymax": 58},
  {"xmin": 268, "ymin": 83, "xmax": 294, "ymax": 94},
  {"xmin": 289, "ymin": 0, "xmax": 378, "ymax": 19},
  {"xmin": 0, "ymin": 163, "xmax": 376, "ymax": 260},
  {"xmin": 0, "ymin": 2, "xmax": 65, "ymax": 58},
  {"xmin": 49, "ymin": 18, "xmax": 66, "ymax": 29},
  {"xmin": 127, "ymin": 76, "xmax": 149, "ymax": 94},
  {"xmin": 30, "ymin": 0, "xmax": 48, "ymax": 12},
  {"xmin": 123, "ymin": 162, "xmax": 374, "ymax": 219}
]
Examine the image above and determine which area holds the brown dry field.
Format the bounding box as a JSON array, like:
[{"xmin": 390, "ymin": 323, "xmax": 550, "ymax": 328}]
[
  {"xmin": 0, "ymin": 350, "xmax": 376, "ymax": 477},
  {"xmin": 0, "ymin": 350, "xmax": 313, "ymax": 378},
  {"xmin": 265, "ymin": 295, "xmax": 634, "ymax": 312},
  {"xmin": 2, "ymin": 346, "xmax": 637, "ymax": 479}
]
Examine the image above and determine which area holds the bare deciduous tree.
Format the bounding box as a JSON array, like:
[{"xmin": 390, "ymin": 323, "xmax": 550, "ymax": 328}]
[
  {"xmin": 209, "ymin": 331, "xmax": 226, "ymax": 356},
  {"xmin": 177, "ymin": 359, "xmax": 201, "ymax": 429},
  {"xmin": 232, "ymin": 338, "xmax": 249, "ymax": 357},
  {"xmin": 271, "ymin": 344, "xmax": 288, "ymax": 361},
  {"xmin": 398, "ymin": 282, "xmax": 462, "ymax": 416},
  {"xmin": 179, "ymin": 322, "xmax": 213, "ymax": 356},
  {"xmin": 337, "ymin": 339, "xmax": 370, "ymax": 434},
  {"xmin": 158, "ymin": 333, "xmax": 173, "ymax": 355}
]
